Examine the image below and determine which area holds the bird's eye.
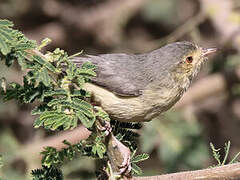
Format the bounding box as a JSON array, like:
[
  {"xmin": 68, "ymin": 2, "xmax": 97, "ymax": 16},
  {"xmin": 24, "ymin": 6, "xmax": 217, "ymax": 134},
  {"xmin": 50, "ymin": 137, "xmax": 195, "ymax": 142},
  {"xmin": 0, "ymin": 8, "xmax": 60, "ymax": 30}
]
[{"xmin": 186, "ymin": 56, "xmax": 193, "ymax": 63}]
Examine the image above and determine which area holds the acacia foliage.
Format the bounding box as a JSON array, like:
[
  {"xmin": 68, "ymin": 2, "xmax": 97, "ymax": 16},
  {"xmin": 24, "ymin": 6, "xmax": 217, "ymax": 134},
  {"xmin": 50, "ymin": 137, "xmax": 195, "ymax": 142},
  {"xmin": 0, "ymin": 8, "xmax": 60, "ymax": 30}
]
[
  {"xmin": 0, "ymin": 19, "xmax": 97, "ymax": 131},
  {"xmin": 0, "ymin": 19, "xmax": 148, "ymax": 179}
]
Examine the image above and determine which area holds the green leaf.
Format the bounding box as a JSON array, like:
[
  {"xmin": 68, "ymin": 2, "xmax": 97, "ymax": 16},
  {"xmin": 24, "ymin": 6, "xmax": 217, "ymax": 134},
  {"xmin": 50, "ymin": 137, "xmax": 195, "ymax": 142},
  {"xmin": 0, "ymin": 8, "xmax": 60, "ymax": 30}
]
[
  {"xmin": 71, "ymin": 89, "xmax": 91, "ymax": 98},
  {"xmin": 36, "ymin": 110, "xmax": 81, "ymax": 130},
  {"xmin": 15, "ymin": 43, "xmax": 35, "ymax": 51},
  {"xmin": 41, "ymin": 147, "xmax": 58, "ymax": 167},
  {"xmin": 33, "ymin": 55, "xmax": 46, "ymax": 65},
  {"xmin": 222, "ymin": 141, "xmax": 230, "ymax": 165},
  {"xmin": 0, "ymin": 35, "xmax": 11, "ymax": 55},
  {"xmin": 37, "ymin": 38, "xmax": 52, "ymax": 50},
  {"xmin": 33, "ymin": 55, "xmax": 58, "ymax": 72},
  {"xmin": 33, "ymin": 117, "xmax": 44, "ymax": 128},
  {"xmin": 66, "ymin": 62, "xmax": 77, "ymax": 79},
  {"xmin": 96, "ymin": 143, "xmax": 106, "ymax": 158},
  {"xmin": 32, "ymin": 105, "xmax": 49, "ymax": 115},
  {"xmin": 63, "ymin": 116, "xmax": 74, "ymax": 130},
  {"xmin": 41, "ymin": 67, "xmax": 51, "ymax": 86},
  {"xmin": 230, "ymin": 152, "xmax": 240, "ymax": 164},
  {"xmin": 210, "ymin": 142, "xmax": 221, "ymax": 165},
  {"xmin": 72, "ymin": 98, "xmax": 92, "ymax": 110},
  {"xmin": 0, "ymin": 19, "xmax": 36, "ymax": 57},
  {"xmin": 0, "ymin": 19, "xmax": 13, "ymax": 27},
  {"xmin": 91, "ymin": 137, "xmax": 106, "ymax": 158},
  {"xmin": 0, "ymin": 28, "xmax": 14, "ymax": 41},
  {"xmin": 51, "ymin": 116, "xmax": 69, "ymax": 130},
  {"xmin": 62, "ymin": 140, "xmax": 71, "ymax": 146},
  {"xmin": 131, "ymin": 163, "xmax": 142, "ymax": 175},
  {"xmin": 77, "ymin": 68, "xmax": 96, "ymax": 77},
  {"xmin": 92, "ymin": 145, "xmax": 97, "ymax": 155},
  {"xmin": 31, "ymin": 166, "xmax": 63, "ymax": 180},
  {"xmin": 76, "ymin": 76, "xmax": 86, "ymax": 87},
  {"xmin": 40, "ymin": 111, "xmax": 62, "ymax": 121},
  {"xmin": 70, "ymin": 116, "xmax": 78, "ymax": 129},
  {"xmin": 47, "ymin": 98, "xmax": 69, "ymax": 107},
  {"xmin": 3, "ymin": 82, "xmax": 21, "ymax": 101},
  {"xmin": 16, "ymin": 55, "xmax": 27, "ymax": 69},
  {"xmin": 31, "ymin": 67, "xmax": 52, "ymax": 87},
  {"xmin": 44, "ymin": 89, "xmax": 68, "ymax": 97},
  {"xmin": 95, "ymin": 107, "xmax": 111, "ymax": 122},
  {"xmin": 76, "ymin": 108, "xmax": 94, "ymax": 119},
  {"xmin": 131, "ymin": 153, "xmax": 149, "ymax": 163},
  {"xmin": 44, "ymin": 116, "xmax": 62, "ymax": 127},
  {"xmin": 23, "ymin": 90, "xmax": 40, "ymax": 103},
  {"xmin": 76, "ymin": 111, "xmax": 95, "ymax": 128},
  {"xmin": 81, "ymin": 62, "xmax": 96, "ymax": 69}
]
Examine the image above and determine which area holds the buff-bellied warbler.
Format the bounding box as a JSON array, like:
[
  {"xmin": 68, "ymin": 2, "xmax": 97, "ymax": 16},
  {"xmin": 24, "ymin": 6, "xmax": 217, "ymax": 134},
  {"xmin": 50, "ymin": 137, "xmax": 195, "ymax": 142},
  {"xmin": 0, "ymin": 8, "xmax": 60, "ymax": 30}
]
[{"xmin": 72, "ymin": 41, "xmax": 217, "ymax": 122}]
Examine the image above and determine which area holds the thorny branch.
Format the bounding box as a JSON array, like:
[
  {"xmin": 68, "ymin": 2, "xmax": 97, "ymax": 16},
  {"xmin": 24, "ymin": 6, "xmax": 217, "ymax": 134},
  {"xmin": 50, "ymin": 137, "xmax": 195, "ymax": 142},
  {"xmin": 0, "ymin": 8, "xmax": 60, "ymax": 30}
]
[{"xmin": 130, "ymin": 162, "xmax": 240, "ymax": 180}]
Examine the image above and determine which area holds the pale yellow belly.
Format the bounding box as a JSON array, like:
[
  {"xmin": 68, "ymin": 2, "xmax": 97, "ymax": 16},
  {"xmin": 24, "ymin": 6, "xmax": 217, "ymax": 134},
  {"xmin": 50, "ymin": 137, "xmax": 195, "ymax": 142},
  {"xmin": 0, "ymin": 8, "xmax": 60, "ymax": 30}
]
[{"xmin": 83, "ymin": 83, "xmax": 181, "ymax": 122}]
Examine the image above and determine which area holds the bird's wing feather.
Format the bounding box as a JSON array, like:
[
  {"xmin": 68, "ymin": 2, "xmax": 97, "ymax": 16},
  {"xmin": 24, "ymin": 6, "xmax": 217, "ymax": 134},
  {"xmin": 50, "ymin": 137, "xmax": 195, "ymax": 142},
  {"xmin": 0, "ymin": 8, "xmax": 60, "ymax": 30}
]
[{"xmin": 72, "ymin": 53, "xmax": 147, "ymax": 96}]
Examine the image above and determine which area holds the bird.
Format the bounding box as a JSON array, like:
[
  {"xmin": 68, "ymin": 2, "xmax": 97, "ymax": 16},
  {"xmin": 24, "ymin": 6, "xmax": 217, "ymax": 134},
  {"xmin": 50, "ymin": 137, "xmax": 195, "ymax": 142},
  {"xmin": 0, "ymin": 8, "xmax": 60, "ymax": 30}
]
[{"xmin": 72, "ymin": 41, "xmax": 217, "ymax": 122}]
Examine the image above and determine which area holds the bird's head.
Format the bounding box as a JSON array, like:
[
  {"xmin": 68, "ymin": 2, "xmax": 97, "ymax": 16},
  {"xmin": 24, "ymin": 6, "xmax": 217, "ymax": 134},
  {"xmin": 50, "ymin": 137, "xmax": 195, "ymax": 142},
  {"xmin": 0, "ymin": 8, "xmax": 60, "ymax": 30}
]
[{"xmin": 160, "ymin": 41, "xmax": 217, "ymax": 90}]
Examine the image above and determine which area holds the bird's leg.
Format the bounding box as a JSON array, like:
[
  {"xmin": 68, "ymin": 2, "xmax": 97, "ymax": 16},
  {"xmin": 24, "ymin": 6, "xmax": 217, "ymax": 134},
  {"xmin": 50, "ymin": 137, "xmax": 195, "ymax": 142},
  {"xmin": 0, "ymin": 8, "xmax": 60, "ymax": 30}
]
[{"xmin": 93, "ymin": 106, "xmax": 132, "ymax": 178}]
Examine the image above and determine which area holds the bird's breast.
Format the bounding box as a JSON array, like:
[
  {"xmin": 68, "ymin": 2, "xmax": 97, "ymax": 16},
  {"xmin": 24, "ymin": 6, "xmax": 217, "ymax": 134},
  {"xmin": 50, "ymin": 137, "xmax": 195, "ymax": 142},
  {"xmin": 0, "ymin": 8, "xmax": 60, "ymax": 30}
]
[
  {"xmin": 140, "ymin": 85, "xmax": 183, "ymax": 120},
  {"xmin": 83, "ymin": 83, "xmax": 184, "ymax": 122}
]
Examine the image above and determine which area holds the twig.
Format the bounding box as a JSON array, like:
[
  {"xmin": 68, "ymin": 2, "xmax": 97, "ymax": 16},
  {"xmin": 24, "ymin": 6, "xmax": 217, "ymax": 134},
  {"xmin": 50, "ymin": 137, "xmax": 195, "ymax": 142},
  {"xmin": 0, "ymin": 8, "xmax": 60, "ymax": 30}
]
[
  {"xmin": 19, "ymin": 125, "xmax": 91, "ymax": 176},
  {"xmin": 20, "ymin": 125, "xmax": 240, "ymax": 180},
  {"xmin": 59, "ymin": 0, "xmax": 146, "ymax": 45},
  {"xmin": 130, "ymin": 162, "xmax": 240, "ymax": 180},
  {"xmin": 22, "ymin": 125, "xmax": 91, "ymax": 154},
  {"xmin": 146, "ymin": 11, "xmax": 206, "ymax": 49}
]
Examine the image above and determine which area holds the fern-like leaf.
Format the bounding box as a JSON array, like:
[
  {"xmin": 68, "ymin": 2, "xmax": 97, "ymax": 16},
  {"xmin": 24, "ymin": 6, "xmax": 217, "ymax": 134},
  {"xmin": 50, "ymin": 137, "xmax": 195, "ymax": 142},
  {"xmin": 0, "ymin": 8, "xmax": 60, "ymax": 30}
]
[
  {"xmin": 0, "ymin": 19, "xmax": 36, "ymax": 57},
  {"xmin": 131, "ymin": 153, "xmax": 149, "ymax": 163},
  {"xmin": 131, "ymin": 163, "xmax": 142, "ymax": 175},
  {"xmin": 31, "ymin": 166, "xmax": 63, "ymax": 180}
]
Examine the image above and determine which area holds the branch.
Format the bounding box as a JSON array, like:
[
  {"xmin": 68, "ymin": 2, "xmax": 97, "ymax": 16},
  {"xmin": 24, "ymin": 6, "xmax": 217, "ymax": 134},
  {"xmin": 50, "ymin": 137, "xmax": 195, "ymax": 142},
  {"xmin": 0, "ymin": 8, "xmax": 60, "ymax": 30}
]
[
  {"xmin": 145, "ymin": 11, "xmax": 206, "ymax": 50},
  {"xmin": 22, "ymin": 125, "xmax": 91, "ymax": 155},
  {"xmin": 59, "ymin": 0, "xmax": 146, "ymax": 45},
  {"xmin": 200, "ymin": 0, "xmax": 240, "ymax": 51},
  {"xmin": 130, "ymin": 163, "xmax": 240, "ymax": 180}
]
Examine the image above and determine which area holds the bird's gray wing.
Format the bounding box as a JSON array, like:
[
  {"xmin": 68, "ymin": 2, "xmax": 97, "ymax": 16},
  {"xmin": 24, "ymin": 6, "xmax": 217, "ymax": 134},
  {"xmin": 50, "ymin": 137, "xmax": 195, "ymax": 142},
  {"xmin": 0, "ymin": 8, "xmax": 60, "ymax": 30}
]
[{"xmin": 72, "ymin": 53, "xmax": 147, "ymax": 96}]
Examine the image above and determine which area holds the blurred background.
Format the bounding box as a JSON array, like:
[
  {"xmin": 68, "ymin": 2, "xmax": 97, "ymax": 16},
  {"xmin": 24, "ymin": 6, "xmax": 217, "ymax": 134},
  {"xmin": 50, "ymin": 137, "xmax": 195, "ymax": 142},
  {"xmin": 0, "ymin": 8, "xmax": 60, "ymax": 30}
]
[{"xmin": 1, "ymin": 0, "xmax": 240, "ymax": 179}]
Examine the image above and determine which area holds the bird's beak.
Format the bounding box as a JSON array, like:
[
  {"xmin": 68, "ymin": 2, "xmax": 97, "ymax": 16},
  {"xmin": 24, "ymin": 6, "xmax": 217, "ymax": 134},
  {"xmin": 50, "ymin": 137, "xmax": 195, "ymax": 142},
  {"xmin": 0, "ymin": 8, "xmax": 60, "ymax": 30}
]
[{"xmin": 201, "ymin": 47, "xmax": 218, "ymax": 57}]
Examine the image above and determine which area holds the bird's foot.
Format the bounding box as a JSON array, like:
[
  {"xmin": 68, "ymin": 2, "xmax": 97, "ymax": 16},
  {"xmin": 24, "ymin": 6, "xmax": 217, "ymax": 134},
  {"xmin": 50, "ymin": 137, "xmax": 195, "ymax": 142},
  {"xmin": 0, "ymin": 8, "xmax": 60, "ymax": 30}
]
[{"xmin": 94, "ymin": 106, "xmax": 112, "ymax": 136}]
